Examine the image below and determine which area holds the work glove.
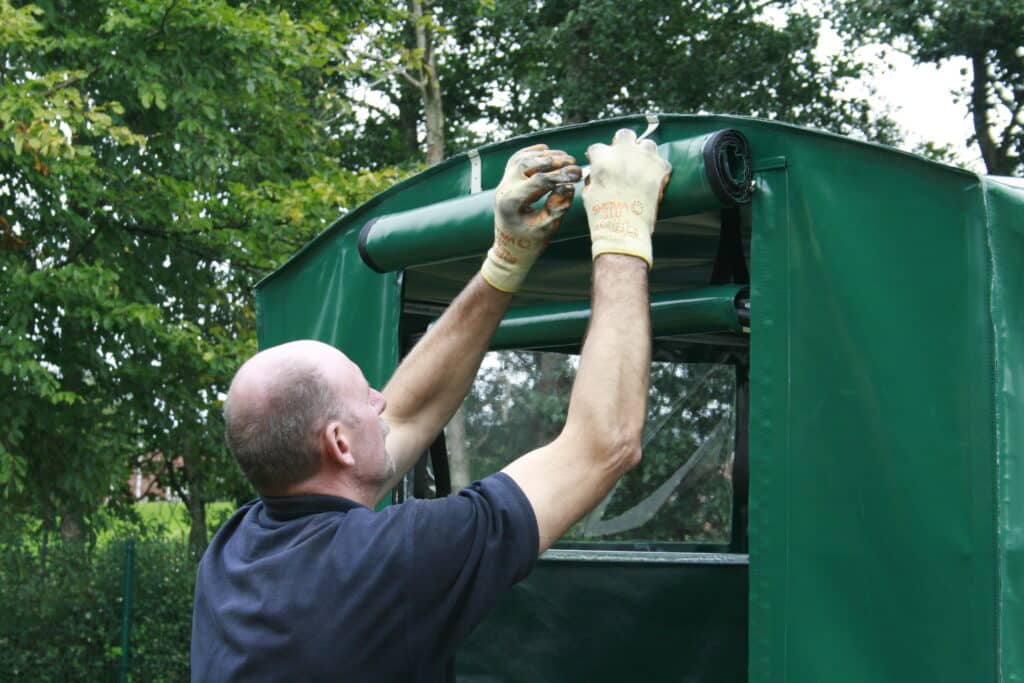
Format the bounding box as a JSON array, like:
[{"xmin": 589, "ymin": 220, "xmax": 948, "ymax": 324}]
[
  {"xmin": 481, "ymin": 144, "xmax": 582, "ymax": 293},
  {"xmin": 582, "ymin": 129, "xmax": 673, "ymax": 268}
]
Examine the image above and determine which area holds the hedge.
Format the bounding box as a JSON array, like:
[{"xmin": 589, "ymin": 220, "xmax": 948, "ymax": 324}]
[{"xmin": 0, "ymin": 537, "xmax": 195, "ymax": 681}]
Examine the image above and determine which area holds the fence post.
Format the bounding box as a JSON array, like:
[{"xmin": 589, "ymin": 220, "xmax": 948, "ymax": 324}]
[{"xmin": 118, "ymin": 539, "xmax": 135, "ymax": 683}]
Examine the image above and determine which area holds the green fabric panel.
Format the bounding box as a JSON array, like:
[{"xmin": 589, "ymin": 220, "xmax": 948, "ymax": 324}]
[
  {"xmin": 401, "ymin": 220, "xmax": 730, "ymax": 306},
  {"xmin": 748, "ymin": 165, "xmax": 790, "ymax": 683},
  {"xmin": 260, "ymin": 114, "xmax": 967, "ymax": 305},
  {"xmin": 490, "ymin": 285, "xmax": 744, "ymax": 349},
  {"xmin": 985, "ymin": 178, "xmax": 1024, "ymax": 683},
  {"xmin": 362, "ymin": 131, "xmax": 750, "ymax": 273},
  {"xmin": 457, "ymin": 560, "xmax": 748, "ymax": 682},
  {"xmin": 254, "ymin": 227, "xmax": 400, "ymax": 388},
  {"xmin": 749, "ymin": 148, "xmax": 997, "ymax": 681}
]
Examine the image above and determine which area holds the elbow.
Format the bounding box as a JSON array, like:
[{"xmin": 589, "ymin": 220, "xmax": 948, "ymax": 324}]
[
  {"xmin": 565, "ymin": 423, "xmax": 643, "ymax": 475},
  {"xmin": 608, "ymin": 434, "xmax": 643, "ymax": 474}
]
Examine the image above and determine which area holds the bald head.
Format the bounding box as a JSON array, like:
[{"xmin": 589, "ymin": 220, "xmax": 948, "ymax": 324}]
[{"xmin": 224, "ymin": 340, "xmax": 354, "ymax": 492}]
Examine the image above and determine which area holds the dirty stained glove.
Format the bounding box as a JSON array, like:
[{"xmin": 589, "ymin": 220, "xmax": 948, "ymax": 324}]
[
  {"xmin": 582, "ymin": 129, "xmax": 673, "ymax": 268},
  {"xmin": 481, "ymin": 144, "xmax": 582, "ymax": 293}
]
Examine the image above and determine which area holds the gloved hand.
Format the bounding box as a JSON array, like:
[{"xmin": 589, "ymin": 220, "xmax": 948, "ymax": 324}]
[
  {"xmin": 481, "ymin": 144, "xmax": 582, "ymax": 293},
  {"xmin": 582, "ymin": 129, "xmax": 673, "ymax": 268}
]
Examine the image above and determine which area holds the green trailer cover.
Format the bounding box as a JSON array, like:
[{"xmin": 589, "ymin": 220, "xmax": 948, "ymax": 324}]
[
  {"xmin": 254, "ymin": 115, "xmax": 1024, "ymax": 682},
  {"xmin": 750, "ymin": 149, "xmax": 1024, "ymax": 682},
  {"xmin": 986, "ymin": 177, "xmax": 1024, "ymax": 682}
]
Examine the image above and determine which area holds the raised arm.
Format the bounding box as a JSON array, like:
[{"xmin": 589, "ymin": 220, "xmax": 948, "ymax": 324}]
[
  {"xmin": 502, "ymin": 129, "xmax": 672, "ymax": 552},
  {"xmin": 379, "ymin": 145, "xmax": 581, "ymax": 495}
]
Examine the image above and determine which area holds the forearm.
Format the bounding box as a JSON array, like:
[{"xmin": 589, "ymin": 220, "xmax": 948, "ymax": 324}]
[
  {"xmin": 501, "ymin": 253, "xmax": 650, "ymax": 551},
  {"xmin": 500, "ymin": 129, "xmax": 664, "ymax": 551},
  {"xmin": 563, "ymin": 254, "xmax": 650, "ymax": 464},
  {"xmin": 382, "ymin": 274, "xmax": 512, "ymax": 468}
]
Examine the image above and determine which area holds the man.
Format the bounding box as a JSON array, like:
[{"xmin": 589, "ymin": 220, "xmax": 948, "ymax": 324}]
[{"xmin": 191, "ymin": 129, "xmax": 672, "ymax": 682}]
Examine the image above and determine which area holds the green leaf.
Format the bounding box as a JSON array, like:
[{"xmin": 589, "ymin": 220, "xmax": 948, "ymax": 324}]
[
  {"xmin": 152, "ymin": 83, "xmax": 167, "ymax": 111},
  {"xmin": 138, "ymin": 83, "xmax": 153, "ymax": 109}
]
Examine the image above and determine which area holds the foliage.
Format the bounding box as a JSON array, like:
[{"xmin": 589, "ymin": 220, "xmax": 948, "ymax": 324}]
[
  {"xmin": 0, "ymin": 0, "xmax": 412, "ymax": 550},
  {"xmin": 431, "ymin": 0, "xmax": 900, "ymax": 152},
  {"xmin": 96, "ymin": 500, "xmax": 238, "ymax": 544},
  {"xmin": 1, "ymin": 0, "xmax": 923, "ymax": 553},
  {"xmin": 830, "ymin": 0, "xmax": 1024, "ymax": 175},
  {"xmin": 340, "ymin": 0, "xmax": 901, "ymax": 166},
  {"xmin": 0, "ymin": 535, "xmax": 195, "ymax": 682}
]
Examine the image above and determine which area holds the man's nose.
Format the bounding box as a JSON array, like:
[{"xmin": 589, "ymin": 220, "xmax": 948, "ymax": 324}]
[{"xmin": 371, "ymin": 389, "xmax": 387, "ymax": 414}]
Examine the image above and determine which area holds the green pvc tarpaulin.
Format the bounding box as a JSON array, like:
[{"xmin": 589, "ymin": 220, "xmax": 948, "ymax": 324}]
[{"xmin": 255, "ymin": 114, "xmax": 1024, "ymax": 682}]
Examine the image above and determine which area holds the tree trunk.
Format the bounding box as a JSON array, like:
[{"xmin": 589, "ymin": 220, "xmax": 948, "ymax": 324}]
[
  {"xmin": 408, "ymin": 0, "xmax": 445, "ymax": 164},
  {"xmin": 59, "ymin": 512, "xmax": 85, "ymax": 543},
  {"xmin": 395, "ymin": 11, "xmax": 421, "ymax": 159},
  {"xmin": 561, "ymin": 15, "xmax": 593, "ymax": 125},
  {"xmin": 970, "ymin": 51, "xmax": 1013, "ymax": 176},
  {"xmin": 397, "ymin": 79, "xmax": 421, "ymax": 159},
  {"xmin": 187, "ymin": 492, "xmax": 207, "ymax": 558},
  {"xmin": 446, "ymin": 407, "xmax": 472, "ymax": 491},
  {"xmin": 534, "ymin": 352, "xmax": 564, "ymax": 442},
  {"xmin": 181, "ymin": 451, "xmax": 208, "ymax": 558}
]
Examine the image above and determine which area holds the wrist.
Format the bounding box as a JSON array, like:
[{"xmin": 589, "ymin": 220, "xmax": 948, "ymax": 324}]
[
  {"xmin": 583, "ymin": 190, "xmax": 658, "ymax": 269},
  {"xmin": 593, "ymin": 251, "xmax": 650, "ymax": 269},
  {"xmin": 591, "ymin": 241, "xmax": 652, "ymax": 268},
  {"xmin": 480, "ymin": 246, "xmax": 538, "ymax": 293},
  {"xmin": 586, "ymin": 213, "xmax": 654, "ymax": 268}
]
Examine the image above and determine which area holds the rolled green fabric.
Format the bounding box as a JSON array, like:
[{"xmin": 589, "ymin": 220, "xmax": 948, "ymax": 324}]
[
  {"xmin": 359, "ymin": 129, "xmax": 752, "ymax": 273},
  {"xmin": 491, "ymin": 285, "xmax": 748, "ymax": 350}
]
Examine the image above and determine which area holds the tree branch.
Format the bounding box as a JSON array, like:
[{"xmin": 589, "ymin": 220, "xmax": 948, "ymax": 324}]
[
  {"xmin": 58, "ymin": 226, "xmax": 101, "ymax": 267},
  {"xmin": 139, "ymin": 474, "xmax": 160, "ymax": 500},
  {"xmin": 43, "ymin": 68, "xmax": 99, "ymax": 98},
  {"xmin": 997, "ymin": 94, "xmax": 1024, "ymax": 160},
  {"xmin": 119, "ymin": 224, "xmax": 267, "ymax": 274},
  {"xmin": 164, "ymin": 454, "xmax": 191, "ymax": 508},
  {"xmin": 396, "ymin": 67, "xmax": 425, "ymax": 91},
  {"xmin": 750, "ymin": 0, "xmax": 790, "ymax": 15},
  {"xmin": 328, "ymin": 91, "xmax": 397, "ymax": 124},
  {"xmin": 146, "ymin": 0, "xmax": 180, "ymax": 41}
]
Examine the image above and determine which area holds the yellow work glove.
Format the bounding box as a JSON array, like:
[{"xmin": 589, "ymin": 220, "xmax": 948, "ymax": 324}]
[
  {"xmin": 481, "ymin": 144, "xmax": 582, "ymax": 293},
  {"xmin": 582, "ymin": 129, "xmax": 673, "ymax": 268}
]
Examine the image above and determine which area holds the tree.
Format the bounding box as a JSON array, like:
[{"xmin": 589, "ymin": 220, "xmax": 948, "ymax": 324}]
[
  {"xmin": 433, "ymin": 0, "xmax": 899, "ymax": 153},
  {"xmin": 831, "ymin": 0, "xmax": 1024, "ymax": 176},
  {"xmin": 336, "ymin": 0, "xmax": 899, "ymax": 168},
  {"xmin": 334, "ymin": 0, "xmax": 447, "ymax": 167},
  {"xmin": 0, "ymin": 0, "xmax": 408, "ymax": 551},
  {"xmin": 407, "ymin": 0, "xmax": 446, "ymax": 163}
]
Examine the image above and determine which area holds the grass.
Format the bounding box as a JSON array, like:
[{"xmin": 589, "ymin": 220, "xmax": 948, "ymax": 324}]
[
  {"xmin": 88, "ymin": 501, "xmax": 239, "ymax": 546},
  {"xmin": 135, "ymin": 501, "xmax": 238, "ymax": 541}
]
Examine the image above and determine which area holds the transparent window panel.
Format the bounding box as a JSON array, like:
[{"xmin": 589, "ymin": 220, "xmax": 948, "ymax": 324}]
[{"xmin": 442, "ymin": 350, "xmax": 736, "ymax": 546}]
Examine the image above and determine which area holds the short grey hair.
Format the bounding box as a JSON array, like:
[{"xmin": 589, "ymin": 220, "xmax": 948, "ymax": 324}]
[{"xmin": 224, "ymin": 359, "xmax": 348, "ymax": 491}]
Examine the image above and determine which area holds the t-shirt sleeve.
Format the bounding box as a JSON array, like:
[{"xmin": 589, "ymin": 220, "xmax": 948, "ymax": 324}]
[{"xmin": 405, "ymin": 471, "xmax": 539, "ymax": 661}]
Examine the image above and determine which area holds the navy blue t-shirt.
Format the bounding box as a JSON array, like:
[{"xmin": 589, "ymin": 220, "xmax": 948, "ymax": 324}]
[{"xmin": 191, "ymin": 472, "xmax": 538, "ymax": 682}]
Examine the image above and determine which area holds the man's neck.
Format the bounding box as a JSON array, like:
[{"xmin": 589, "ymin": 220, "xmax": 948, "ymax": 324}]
[{"xmin": 268, "ymin": 475, "xmax": 379, "ymax": 509}]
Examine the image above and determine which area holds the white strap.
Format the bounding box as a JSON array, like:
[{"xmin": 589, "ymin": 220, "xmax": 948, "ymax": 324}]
[
  {"xmin": 636, "ymin": 113, "xmax": 660, "ymax": 142},
  {"xmin": 468, "ymin": 149, "xmax": 482, "ymax": 194}
]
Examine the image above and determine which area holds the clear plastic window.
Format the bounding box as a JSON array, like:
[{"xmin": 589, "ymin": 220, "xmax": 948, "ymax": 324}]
[{"xmin": 442, "ymin": 350, "xmax": 736, "ymax": 547}]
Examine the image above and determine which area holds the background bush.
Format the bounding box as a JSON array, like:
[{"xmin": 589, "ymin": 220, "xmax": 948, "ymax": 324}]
[{"xmin": 0, "ymin": 536, "xmax": 195, "ymax": 682}]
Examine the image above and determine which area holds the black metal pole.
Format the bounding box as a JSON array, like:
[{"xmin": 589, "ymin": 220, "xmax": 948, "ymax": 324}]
[{"xmin": 118, "ymin": 539, "xmax": 135, "ymax": 683}]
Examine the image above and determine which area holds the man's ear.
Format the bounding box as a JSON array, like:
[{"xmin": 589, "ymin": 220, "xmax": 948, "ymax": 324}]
[{"xmin": 323, "ymin": 421, "xmax": 356, "ymax": 468}]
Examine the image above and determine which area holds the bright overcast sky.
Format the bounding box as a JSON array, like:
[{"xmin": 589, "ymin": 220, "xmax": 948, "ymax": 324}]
[
  {"xmin": 867, "ymin": 51, "xmax": 977, "ymax": 166},
  {"xmin": 813, "ymin": 17, "xmax": 983, "ymax": 172}
]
